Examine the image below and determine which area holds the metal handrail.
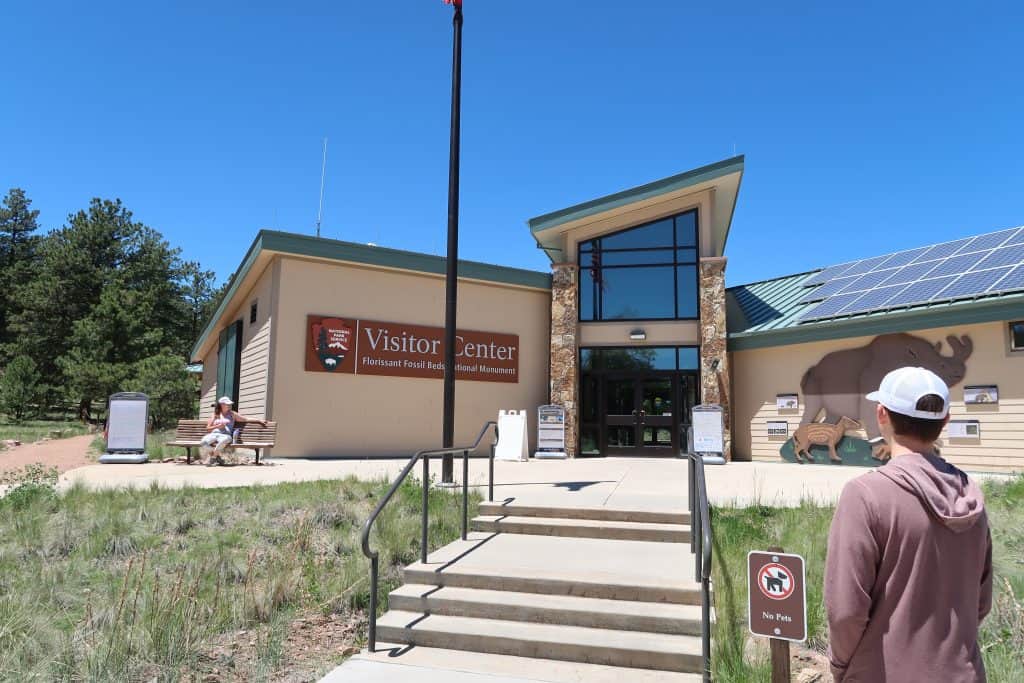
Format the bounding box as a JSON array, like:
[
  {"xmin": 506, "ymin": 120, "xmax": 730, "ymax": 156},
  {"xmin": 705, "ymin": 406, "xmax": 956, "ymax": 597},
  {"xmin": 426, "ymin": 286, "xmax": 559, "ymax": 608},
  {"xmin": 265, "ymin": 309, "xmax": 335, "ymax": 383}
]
[
  {"xmin": 686, "ymin": 451, "xmax": 713, "ymax": 682},
  {"xmin": 361, "ymin": 420, "xmax": 498, "ymax": 652}
]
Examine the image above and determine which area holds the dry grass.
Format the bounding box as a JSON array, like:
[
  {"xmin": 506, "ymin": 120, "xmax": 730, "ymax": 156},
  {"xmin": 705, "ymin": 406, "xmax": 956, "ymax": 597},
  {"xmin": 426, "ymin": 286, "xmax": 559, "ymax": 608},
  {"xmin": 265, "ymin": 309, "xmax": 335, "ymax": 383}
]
[{"xmin": 0, "ymin": 474, "xmax": 475, "ymax": 681}]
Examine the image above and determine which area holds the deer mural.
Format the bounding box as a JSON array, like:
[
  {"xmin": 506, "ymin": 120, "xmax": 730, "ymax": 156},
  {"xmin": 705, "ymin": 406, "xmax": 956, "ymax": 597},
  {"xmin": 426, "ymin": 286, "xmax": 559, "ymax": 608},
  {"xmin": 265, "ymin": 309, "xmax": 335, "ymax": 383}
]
[
  {"xmin": 791, "ymin": 416, "xmax": 862, "ymax": 463},
  {"xmin": 799, "ymin": 333, "xmax": 973, "ymax": 460}
]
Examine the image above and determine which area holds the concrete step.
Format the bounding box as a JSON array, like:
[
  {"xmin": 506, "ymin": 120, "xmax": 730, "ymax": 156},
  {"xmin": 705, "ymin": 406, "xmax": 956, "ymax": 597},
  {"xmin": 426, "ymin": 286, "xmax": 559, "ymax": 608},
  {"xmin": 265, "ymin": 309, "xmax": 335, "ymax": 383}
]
[
  {"xmin": 403, "ymin": 558, "xmax": 703, "ymax": 604},
  {"xmin": 389, "ymin": 584, "xmax": 707, "ymax": 635},
  {"xmin": 376, "ymin": 610, "xmax": 704, "ymax": 673},
  {"xmin": 478, "ymin": 502, "xmax": 690, "ymax": 526},
  {"xmin": 405, "ymin": 532, "xmax": 702, "ymax": 604},
  {"xmin": 351, "ymin": 642, "xmax": 704, "ymax": 682},
  {"xmin": 471, "ymin": 515, "xmax": 690, "ymax": 543}
]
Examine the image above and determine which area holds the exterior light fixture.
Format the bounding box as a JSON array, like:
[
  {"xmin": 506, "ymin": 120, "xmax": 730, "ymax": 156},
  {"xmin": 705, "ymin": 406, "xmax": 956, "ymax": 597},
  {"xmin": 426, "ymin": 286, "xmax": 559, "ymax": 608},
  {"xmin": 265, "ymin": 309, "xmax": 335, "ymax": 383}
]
[{"xmin": 629, "ymin": 329, "xmax": 647, "ymax": 341}]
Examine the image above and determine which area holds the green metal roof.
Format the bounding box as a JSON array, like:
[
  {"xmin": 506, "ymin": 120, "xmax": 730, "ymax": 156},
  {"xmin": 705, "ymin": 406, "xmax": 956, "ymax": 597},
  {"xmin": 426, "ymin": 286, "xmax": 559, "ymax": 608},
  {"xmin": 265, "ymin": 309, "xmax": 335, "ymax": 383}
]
[
  {"xmin": 190, "ymin": 230, "xmax": 551, "ymax": 360},
  {"xmin": 728, "ymin": 269, "xmax": 1024, "ymax": 351}
]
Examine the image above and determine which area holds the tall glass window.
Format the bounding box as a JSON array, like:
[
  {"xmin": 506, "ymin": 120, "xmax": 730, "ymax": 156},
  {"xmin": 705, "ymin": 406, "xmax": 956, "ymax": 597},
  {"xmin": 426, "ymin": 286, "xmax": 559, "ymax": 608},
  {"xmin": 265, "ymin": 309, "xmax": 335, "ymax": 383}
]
[{"xmin": 578, "ymin": 210, "xmax": 699, "ymax": 321}]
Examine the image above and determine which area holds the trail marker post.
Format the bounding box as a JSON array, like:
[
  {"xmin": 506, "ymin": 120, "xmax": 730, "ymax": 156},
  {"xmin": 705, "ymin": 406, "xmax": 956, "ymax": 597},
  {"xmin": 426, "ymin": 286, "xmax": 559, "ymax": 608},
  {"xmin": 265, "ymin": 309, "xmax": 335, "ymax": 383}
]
[{"xmin": 748, "ymin": 546, "xmax": 806, "ymax": 682}]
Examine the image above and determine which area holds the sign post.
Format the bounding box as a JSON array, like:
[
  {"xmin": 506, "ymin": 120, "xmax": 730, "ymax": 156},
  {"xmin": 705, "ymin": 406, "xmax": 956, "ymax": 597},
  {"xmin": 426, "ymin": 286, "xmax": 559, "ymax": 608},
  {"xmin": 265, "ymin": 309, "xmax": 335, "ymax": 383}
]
[{"xmin": 748, "ymin": 547, "xmax": 806, "ymax": 682}]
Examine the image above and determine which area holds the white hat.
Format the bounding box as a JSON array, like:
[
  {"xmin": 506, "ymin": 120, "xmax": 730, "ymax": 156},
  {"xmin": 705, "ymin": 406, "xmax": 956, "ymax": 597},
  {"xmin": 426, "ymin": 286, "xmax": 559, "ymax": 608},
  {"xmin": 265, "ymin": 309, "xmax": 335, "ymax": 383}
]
[
  {"xmin": 217, "ymin": 396, "xmax": 234, "ymax": 406},
  {"xmin": 866, "ymin": 367, "xmax": 949, "ymax": 419}
]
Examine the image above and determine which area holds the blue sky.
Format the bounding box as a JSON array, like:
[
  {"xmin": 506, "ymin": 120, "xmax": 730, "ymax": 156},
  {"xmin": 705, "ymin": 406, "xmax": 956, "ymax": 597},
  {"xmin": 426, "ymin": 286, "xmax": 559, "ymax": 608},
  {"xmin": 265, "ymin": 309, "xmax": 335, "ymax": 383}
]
[{"xmin": 3, "ymin": 1, "xmax": 1022, "ymax": 286}]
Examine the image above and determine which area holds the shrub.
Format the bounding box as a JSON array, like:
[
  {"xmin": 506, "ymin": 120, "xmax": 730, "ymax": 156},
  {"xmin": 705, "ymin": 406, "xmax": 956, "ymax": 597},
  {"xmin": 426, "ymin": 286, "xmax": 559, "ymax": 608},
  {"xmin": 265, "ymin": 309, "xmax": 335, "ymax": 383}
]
[
  {"xmin": 0, "ymin": 356, "xmax": 45, "ymax": 422},
  {"xmin": 0, "ymin": 463, "xmax": 59, "ymax": 511}
]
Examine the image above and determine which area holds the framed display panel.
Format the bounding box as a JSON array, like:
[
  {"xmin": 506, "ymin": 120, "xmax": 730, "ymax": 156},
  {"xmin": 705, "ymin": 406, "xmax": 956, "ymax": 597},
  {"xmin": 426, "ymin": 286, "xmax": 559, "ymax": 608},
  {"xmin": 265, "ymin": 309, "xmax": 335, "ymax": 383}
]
[
  {"xmin": 964, "ymin": 385, "xmax": 998, "ymax": 405},
  {"xmin": 948, "ymin": 420, "xmax": 981, "ymax": 439},
  {"xmin": 767, "ymin": 420, "xmax": 789, "ymax": 440},
  {"xmin": 776, "ymin": 394, "xmax": 799, "ymax": 412},
  {"xmin": 105, "ymin": 393, "xmax": 148, "ymax": 453}
]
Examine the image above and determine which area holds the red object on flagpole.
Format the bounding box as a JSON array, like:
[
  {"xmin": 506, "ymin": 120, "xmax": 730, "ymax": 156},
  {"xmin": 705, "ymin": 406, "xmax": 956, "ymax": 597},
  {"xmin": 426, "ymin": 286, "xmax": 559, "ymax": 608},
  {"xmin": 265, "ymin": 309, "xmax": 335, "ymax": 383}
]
[{"xmin": 444, "ymin": 0, "xmax": 462, "ymax": 6}]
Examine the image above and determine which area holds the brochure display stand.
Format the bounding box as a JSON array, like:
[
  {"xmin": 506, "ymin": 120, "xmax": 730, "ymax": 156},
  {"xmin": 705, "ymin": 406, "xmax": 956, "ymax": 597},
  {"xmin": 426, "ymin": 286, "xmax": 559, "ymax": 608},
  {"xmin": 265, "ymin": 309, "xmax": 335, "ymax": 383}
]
[
  {"xmin": 534, "ymin": 405, "xmax": 567, "ymax": 459},
  {"xmin": 495, "ymin": 409, "xmax": 529, "ymax": 462}
]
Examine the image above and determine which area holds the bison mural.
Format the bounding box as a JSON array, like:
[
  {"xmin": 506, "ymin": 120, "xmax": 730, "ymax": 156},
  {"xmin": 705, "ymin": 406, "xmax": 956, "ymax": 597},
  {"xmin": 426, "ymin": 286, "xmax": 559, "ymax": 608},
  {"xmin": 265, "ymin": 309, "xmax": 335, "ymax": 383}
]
[{"xmin": 799, "ymin": 333, "xmax": 973, "ymax": 460}]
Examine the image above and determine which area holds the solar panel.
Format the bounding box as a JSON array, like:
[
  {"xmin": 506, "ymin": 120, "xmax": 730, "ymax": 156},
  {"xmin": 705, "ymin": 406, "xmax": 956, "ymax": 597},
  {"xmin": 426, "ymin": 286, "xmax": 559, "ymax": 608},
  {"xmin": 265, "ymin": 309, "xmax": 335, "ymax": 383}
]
[
  {"xmin": 839, "ymin": 284, "xmax": 910, "ymax": 315},
  {"xmin": 874, "ymin": 247, "xmax": 930, "ymax": 270},
  {"xmin": 885, "ymin": 276, "xmax": 958, "ymax": 308},
  {"xmin": 909, "ymin": 237, "xmax": 975, "ymax": 264},
  {"xmin": 953, "ymin": 227, "xmax": 1020, "ymax": 254},
  {"xmin": 924, "ymin": 251, "xmax": 994, "ymax": 279},
  {"xmin": 837, "ymin": 255, "xmax": 891, "ymax": 278},
  {"xmin": 970, "ymin": 243, "xmax": 1024, "ymax": 271},
  {"xmin": 991, "ymin": 264, "xmax": 1024, "ymax": 293},
  {"xmin": 798, "ymin": 292, "xmax": 863, "ymax": 321},
  {"xmin": 836, "ymin": 268, "xmax": 900, "ymax": 295},
  {"xmin": 882, "ymin": 260, "xmax": 941, "ymax": 286},
  {"xmin": 1006, "ymin": 228, "xmax": 1024, "ymax": 246},
  {"xmin": 797, "ymin": 275, "xmax": 861, "ymax": 303},
  {"xmin": 936, "ymin": 267, "xmax": 1014, "ymax": 300},
  {"xmin": 793, "ymin": 226, "xmax": 1024, "ymax": 324},
  {"xmin": 801, "ymin": 262, "xmax": 859, "ymax": 287}
]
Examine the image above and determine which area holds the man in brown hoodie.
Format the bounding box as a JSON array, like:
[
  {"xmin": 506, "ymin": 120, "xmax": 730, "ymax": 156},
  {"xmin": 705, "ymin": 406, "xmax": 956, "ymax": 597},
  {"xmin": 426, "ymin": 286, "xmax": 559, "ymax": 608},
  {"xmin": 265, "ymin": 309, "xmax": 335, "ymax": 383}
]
[{"xmin": 825, "ymin": 366, "xmax": 993, "ymax": 682}]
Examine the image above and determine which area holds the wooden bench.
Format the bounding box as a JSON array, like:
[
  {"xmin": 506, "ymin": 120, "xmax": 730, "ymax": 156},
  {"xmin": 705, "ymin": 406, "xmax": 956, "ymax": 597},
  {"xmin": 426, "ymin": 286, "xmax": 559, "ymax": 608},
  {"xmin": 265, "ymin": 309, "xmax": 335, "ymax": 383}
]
[{"xmin": 166, "ymin": 420, "xmax": 278, "ymax": 465}]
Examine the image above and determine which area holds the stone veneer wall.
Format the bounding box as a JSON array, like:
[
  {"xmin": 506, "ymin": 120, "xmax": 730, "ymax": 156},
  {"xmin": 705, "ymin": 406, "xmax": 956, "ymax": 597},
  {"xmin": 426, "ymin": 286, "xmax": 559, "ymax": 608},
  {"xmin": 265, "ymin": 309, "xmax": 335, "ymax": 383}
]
[
  {"xmin": 549, "ymin": 263, "xmax": 579, "ymax": 457},
  {"xmin": 699, "ymin": 257, "xmax": 732, "ymax": 460}
]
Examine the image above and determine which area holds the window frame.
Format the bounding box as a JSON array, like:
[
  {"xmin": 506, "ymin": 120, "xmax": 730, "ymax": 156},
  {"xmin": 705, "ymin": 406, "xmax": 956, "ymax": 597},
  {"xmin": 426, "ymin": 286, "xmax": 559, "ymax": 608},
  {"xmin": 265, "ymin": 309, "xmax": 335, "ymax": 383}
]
[
  {"xmin": 1010, "ymin": 320, "xmax": 1024, "ymax": 352},
  {"xmin": 577, "ymin": 209, "xmax": 701, "ymax": 323}
]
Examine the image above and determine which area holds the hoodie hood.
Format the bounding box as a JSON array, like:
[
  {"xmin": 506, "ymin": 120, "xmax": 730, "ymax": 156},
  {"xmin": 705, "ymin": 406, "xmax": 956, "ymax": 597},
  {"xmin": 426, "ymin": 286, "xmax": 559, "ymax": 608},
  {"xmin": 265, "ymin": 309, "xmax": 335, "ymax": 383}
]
[{"xmin": 877, "ymin": 452, "xmax": 986, "ymax": 533}]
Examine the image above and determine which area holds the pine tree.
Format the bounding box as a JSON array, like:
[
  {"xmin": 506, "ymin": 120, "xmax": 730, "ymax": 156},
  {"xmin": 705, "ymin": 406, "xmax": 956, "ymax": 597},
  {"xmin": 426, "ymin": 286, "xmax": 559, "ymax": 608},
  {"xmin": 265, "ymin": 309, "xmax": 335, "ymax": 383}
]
[{"xmin": 0, "ymin": 189, "xmax": 41, "ymax": 361}]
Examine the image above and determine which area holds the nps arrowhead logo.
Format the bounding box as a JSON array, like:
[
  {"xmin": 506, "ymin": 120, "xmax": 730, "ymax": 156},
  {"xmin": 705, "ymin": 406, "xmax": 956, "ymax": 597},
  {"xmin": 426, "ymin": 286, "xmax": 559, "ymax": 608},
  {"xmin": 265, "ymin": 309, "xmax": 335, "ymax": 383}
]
[{"xmin": 312, "ymin": 318, "xmax": 354, "ymax": 372}]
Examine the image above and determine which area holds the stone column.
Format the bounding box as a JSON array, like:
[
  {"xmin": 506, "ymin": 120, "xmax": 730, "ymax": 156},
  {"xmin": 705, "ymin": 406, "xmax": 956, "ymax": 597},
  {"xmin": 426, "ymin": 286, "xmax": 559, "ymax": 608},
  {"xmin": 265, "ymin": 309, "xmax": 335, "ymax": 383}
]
[
  {"xmin": 699, "ymin": 256, "xmax": 732, "ymax": 461},
  {"xmin": 549, "ymin": 263, "xmax": 579, "ymax": 457}
]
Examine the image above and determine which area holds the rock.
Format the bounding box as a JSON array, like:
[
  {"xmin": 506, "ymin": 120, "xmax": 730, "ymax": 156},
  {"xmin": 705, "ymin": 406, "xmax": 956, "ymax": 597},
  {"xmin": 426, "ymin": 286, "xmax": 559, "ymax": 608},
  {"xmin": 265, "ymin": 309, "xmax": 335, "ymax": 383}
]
[
  {"xmin": 795, "ymin": 669, "xmax": 824, "ymax": 683},
  {"xmin": 2, "ymin": 439, "xmax": 21, "ymax": 448}
]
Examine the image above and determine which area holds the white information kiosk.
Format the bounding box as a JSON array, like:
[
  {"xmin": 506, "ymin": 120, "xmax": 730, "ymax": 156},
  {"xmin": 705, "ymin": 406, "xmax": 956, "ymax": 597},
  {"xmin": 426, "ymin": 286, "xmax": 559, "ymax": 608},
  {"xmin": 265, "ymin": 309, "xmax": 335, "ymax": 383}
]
[
  {"xmin": 99, "ymin": 392, "xmax": 150, "ymax": 464},
  {"xmin": 691, "ymin": 404, "xmax": 726, "ymax": 465}
]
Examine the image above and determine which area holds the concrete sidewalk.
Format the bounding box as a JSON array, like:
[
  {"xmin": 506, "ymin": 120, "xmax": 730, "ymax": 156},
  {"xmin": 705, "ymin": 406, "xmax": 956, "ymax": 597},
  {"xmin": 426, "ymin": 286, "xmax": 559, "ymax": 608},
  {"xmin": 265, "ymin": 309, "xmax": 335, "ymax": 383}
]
[{"xmin": 61, "ymin": 456, "xmax": 875, "ymax": 507}]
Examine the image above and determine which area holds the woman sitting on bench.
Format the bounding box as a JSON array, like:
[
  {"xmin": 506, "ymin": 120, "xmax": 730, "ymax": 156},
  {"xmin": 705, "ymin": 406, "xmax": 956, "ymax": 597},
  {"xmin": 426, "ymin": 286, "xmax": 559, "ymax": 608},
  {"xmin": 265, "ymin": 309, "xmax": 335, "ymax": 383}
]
[{"xmin": 200, "ymin": 397, "xmax": 267, "ymax": 466}]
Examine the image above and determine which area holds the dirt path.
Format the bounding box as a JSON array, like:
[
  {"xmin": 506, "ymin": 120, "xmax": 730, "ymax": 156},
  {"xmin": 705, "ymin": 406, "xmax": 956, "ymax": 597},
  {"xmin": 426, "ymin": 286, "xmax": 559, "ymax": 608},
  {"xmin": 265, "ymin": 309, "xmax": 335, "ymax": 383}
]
[{"xmin": 0, "ymin": 434, "xmax": 97, "ymax": 476}]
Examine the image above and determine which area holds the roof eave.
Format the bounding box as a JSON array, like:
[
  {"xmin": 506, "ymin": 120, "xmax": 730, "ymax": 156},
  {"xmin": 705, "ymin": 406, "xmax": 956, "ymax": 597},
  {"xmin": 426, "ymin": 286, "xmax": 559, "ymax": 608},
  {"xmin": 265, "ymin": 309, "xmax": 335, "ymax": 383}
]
[{"xmin": 727, "ymin": 295, "xmax": 1024, "ymax": 351}]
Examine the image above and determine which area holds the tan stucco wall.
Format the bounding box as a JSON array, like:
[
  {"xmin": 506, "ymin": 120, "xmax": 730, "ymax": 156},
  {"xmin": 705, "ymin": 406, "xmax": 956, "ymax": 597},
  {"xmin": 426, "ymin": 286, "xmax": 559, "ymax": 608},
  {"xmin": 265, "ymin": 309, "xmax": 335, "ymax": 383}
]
[
  {"xmin": 731, "ymin": 320, "xmax": 1024, "ymax": 473},
  {"xmin": 579, "ymin": 320, "xmax": 701, "ymax": 347},
  {"xmin": 199, "ymin": 261, "xmax": 277, "ymax": 420},
  {"xmin": 267, "ymin": 256, "xmax": 550, "ymax": 457}
]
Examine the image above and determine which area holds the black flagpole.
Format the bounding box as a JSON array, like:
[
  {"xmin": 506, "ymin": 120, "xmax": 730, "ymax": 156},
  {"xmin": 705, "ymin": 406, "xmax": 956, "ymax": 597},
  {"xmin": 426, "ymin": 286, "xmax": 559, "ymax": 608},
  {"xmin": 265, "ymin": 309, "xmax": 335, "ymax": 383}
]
[{"xmin": 441, "ymin": 1, "xmax": 463, "ymax": 484}]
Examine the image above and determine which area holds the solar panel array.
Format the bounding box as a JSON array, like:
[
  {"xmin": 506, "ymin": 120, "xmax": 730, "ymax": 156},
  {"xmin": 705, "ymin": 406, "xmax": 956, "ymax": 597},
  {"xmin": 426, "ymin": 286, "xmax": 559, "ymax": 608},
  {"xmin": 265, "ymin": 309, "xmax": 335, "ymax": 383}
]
[{"xmin": 798, "ymin": 226, "xmax": 1024, "ymax": 322}]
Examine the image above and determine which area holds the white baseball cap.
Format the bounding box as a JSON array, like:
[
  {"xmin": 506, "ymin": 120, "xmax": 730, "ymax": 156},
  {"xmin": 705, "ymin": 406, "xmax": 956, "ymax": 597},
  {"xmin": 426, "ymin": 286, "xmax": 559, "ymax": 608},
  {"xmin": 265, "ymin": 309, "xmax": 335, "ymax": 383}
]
[
  {"xmin": 866, "ymin": 367, "xmax": 949, "ymax": 419},
  {"xmin": 218, "ymin": 396, "xmax": 234, "ymax": 406}
]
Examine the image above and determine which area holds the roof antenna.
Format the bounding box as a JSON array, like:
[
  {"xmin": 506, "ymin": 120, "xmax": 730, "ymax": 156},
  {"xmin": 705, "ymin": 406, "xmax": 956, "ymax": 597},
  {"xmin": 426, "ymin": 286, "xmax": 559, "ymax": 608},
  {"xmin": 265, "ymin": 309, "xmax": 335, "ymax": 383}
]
[{"xmin": 315, "ymin": 137, "xmax": 328, "ymax": 238}]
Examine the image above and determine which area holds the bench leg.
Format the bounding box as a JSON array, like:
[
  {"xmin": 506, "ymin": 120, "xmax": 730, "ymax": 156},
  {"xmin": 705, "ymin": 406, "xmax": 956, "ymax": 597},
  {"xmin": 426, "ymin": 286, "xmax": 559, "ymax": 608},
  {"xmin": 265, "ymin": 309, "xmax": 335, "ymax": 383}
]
[
  {"xmin": 186, "ymin": 447, "xmax": 192, "ymax": 465},
  {"xmin": 255, "ymin": 448, "xmax": 261, "ymax": 466}
]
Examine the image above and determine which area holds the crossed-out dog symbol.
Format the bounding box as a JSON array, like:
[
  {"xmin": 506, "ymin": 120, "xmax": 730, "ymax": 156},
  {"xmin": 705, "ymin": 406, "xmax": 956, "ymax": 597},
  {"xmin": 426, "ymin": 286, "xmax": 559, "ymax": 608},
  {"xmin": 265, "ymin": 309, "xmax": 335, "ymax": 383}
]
[{"xmin": 757, "ymin": 562, "xmax": 794, "ymax": 600}]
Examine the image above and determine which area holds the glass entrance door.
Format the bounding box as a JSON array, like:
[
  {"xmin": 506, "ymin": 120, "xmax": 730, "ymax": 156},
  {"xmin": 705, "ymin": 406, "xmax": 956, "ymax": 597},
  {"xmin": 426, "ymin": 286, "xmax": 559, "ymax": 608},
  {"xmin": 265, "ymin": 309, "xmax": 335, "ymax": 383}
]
[{"xmin": 603, "ymin": 373, "xmax": 679, "ymax": 456}]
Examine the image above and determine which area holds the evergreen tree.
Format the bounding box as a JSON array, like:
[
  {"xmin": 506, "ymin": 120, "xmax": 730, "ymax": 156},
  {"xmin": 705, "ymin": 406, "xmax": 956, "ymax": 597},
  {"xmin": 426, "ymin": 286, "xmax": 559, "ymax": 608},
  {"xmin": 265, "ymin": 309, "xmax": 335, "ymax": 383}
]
[
  {"xmin": 0, "ymin": 189, "xmax": 41, "ymax": 361},
  {"xmin": 9, "ymin": 199, "xmax": 192, "ymax": 418},
  {"xmin": 0, "ymin": 356, "xmax": 44, "ymax": 422}
]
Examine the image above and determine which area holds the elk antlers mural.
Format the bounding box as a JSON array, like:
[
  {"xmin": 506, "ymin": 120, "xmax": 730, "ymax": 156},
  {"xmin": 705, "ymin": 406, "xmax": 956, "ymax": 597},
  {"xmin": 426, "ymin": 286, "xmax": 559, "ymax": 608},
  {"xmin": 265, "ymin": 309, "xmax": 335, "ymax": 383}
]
[{"xmin": 798, "ymin": 333, "xmax": 972, "ymax": 461}]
